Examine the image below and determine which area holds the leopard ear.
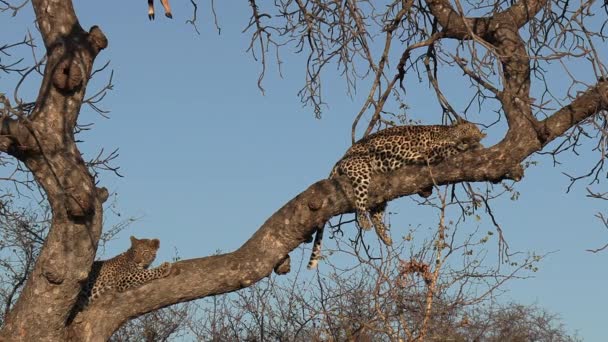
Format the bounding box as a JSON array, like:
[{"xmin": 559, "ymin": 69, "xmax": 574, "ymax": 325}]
[
  {"xmin": 130, "ymin": 236, "xmax": 138, "ymax": 244},
  {"xmin": 151, "ymin": 239, "xmax": 160, "ymax": 248}
]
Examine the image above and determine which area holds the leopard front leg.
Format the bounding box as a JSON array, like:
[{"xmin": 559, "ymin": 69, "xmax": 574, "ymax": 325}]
[
  {"xmin": 115, "ymin": 262, "xmax": 172, "ymax": 293},
  {"xmin": 370, "ymin": 202, "xmax": 392, "ymax": 246},
  {"xmin": 338, "ymin": 156, "xmax": 373, "ymax": 230}
]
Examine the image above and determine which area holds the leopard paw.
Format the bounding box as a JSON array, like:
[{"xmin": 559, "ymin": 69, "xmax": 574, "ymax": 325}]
[
  {"xmin": 357, "ymin": 212, "xmax": 372, "ymax": 230},
  {"xmin": 159, "ymin": 262, "xmax": 172, "ymax": 277},
  {"xmin": 374, "ymin": 223, "xmax": 393, "ymax": 246}
]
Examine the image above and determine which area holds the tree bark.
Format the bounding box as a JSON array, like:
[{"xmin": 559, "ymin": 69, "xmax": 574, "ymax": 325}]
[
  {"xmin": 0, "ymin": 0, "xmax": 108, "ymax": 340},
  {"xmin": 1, "ymin": 0, "xmax": 607, "ymax": 340}
]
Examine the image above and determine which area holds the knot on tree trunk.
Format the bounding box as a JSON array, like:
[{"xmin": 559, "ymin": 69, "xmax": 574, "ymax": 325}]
[
  {"xmin": 96, "ymin": 187, "xmax": 109, "ymax": 203},
  {"xmin": 42, "ymin": 262, "xmax": 65, "ymax": 285},
  {"xmin": 273, "ymin": 255, "xmax": 291, "ymax": 275},
  {"xmin": 505, "ymin": 164, "xmax": 524, "ymax": 181},
  {"xmin": 490, "ymin": 163, "xmax": 524, "ymax": 184},
  {"xmin": 307, "ymin": 198, "xmax": 322, "ymax": 211},
  {"xmin": 417, "ymin": 186, "xmax": 433, "ymax": 198},
  {"xmin": 63, "ymin": 166, "xmax": 95, "ymax": 218},
  {"xmin": 87, "ymin": 26, "xmax": 108, "ymax": 54},
  {"xmin": 52, "ymin": 58, "xmax": 83, "ymax": 93}
]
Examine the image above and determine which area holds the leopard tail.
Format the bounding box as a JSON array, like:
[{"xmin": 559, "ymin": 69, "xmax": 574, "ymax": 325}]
[
  {"xmin": 307, "ymin": 165, "xmax": 339, "ymax": 269},
  {"xmin": 307, "ymin": 225, "xmax": 325, "ymax": 269}
]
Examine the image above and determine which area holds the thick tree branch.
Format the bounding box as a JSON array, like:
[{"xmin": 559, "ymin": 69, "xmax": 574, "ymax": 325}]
[
  {"xmin": 71, "ymin": 81, "xmax": 608, "ymax": 340},
  {"xmin": 0, "ymin": 117, "xmax": 36, "ymax": 158},
  {"xmin": 0, "ymin": 95, "xmax": 41, "ymax": 157},
  {"xmin": 500, "ymin": 0, "xmax": 548, "ymax": 29},
  {"xmin": 542, "ymin": 81, "xmax": 608, "ymax": 143},
  {"xmin": 425, "ymin": 0, "xmax": 547, "ymax": 39},
  {"xmin": 425, "ymin": 0, "xmax": 490, "ymax": 38},
  {"xmin": 427, "ymin": 0, "xmax": 546, "ymax": 145}
]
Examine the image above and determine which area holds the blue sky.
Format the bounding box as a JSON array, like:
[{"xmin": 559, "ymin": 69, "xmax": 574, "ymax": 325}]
[{"xmin": 3, "ymin": 1, "xmax": 608, "ymax": 340}]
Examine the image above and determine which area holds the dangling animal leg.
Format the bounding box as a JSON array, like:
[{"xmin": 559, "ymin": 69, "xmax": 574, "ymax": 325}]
[
  {"xmin": 148, "ymin": 0, "xmax": 155, "ymax": 20},
  {"xmin": 341, "ymin": 157, "xmax": 373, "ymax": 230},
  {"xmin": 370, "ymin": 202, "xmax": 392, "ymax": 246},
  {"xmin": 160, "ymin": 0, "xmax": 173, "ymax": 18}
]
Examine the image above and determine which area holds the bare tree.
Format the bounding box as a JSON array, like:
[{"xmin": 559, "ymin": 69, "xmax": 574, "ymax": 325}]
[
  {"xmin": 1, "ymin": 0, "xmax": 607, "ymax": 340},
  {"xmin": 107, "ymin": 222, "xmax": 577, "ymax": 341},
  {"xmin": 109, "ymin": 304, "xmax": 192, "ymax": 342}
]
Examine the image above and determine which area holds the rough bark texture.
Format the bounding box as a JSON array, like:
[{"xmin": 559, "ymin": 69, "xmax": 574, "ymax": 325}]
[
  {"xmin": 0, "ymin": 0, "xmax": 108, "ymax": 340},
  {"xmin": 1, "ymin": 0, "xmax": 607, "ymax": 340}
]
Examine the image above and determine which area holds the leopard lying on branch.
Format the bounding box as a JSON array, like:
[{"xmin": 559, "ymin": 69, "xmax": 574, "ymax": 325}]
[{"xmin": 307, "ymin": 120, "xmax": 486, "ymax": 269}]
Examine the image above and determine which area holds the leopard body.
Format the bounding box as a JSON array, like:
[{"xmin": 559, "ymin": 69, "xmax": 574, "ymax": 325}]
[
  {"xmin": 77, "ymin": 236, "xmax": 172, "ymax": 308},
  {"xmin": 307, "ymin": 121, "xmax": 485, "ymax": 268}
]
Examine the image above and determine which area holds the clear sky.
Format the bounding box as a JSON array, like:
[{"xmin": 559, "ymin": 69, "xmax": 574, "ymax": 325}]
[{"xmin": 3, "ymin": 1, "xmax": 608, "ymax": 340}]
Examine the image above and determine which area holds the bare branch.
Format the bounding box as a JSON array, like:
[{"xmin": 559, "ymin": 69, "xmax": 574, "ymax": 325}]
[{"xmin": 72, "ymin": 80, "xmax": 608, "ymax": 339}]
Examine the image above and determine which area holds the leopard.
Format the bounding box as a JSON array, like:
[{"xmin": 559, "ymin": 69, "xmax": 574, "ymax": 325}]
[
  {"xmin": 76, "ymin": 236, "xmax": 172, "ymax": 308},
  {"xmin": 307, "ymin": 120, "xmax": 486, "ymax": 269}
]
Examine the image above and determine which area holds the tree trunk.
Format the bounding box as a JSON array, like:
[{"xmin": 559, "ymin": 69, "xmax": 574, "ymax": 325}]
[{"xmin": 1, "ymin": 0, "xmax": 607, "ymax": 340}]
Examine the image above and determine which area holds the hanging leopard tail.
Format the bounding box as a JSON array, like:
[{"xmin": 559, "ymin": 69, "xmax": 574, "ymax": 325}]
[
  {"xmin": 308, "ymin": 163, "xmax": 340, "ymax": 269},
  {"xmin": 307, "ymin": 224, "xmax": 325, "ymax": 269}
]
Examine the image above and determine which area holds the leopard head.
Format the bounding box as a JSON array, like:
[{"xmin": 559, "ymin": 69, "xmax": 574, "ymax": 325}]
[
  {"xmin": 452, "ymin": 120, "xmax": 486, "ymax": 145},
  {"xmin": 129, "ymin": 236, "xmax": 160, "ymax": 269}
]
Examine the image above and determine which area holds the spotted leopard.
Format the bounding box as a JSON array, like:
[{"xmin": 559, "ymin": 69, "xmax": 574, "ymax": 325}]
[
  {"xmin": 307, "ymin": 120, "xmax": 485, "ymax": 269},
  {"xmin": 77, "ymin": 236, "xmax": 172, "ymax": 308}
]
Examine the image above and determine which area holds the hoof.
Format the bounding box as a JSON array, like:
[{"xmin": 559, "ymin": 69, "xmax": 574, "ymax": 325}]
[
  {"xmin": 165, "ymin": 12, "xmax": 173, "ymax": 19},
  {"xmin": 148, "ymin": 13, "xmax": 155, "ymax": 20}
]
